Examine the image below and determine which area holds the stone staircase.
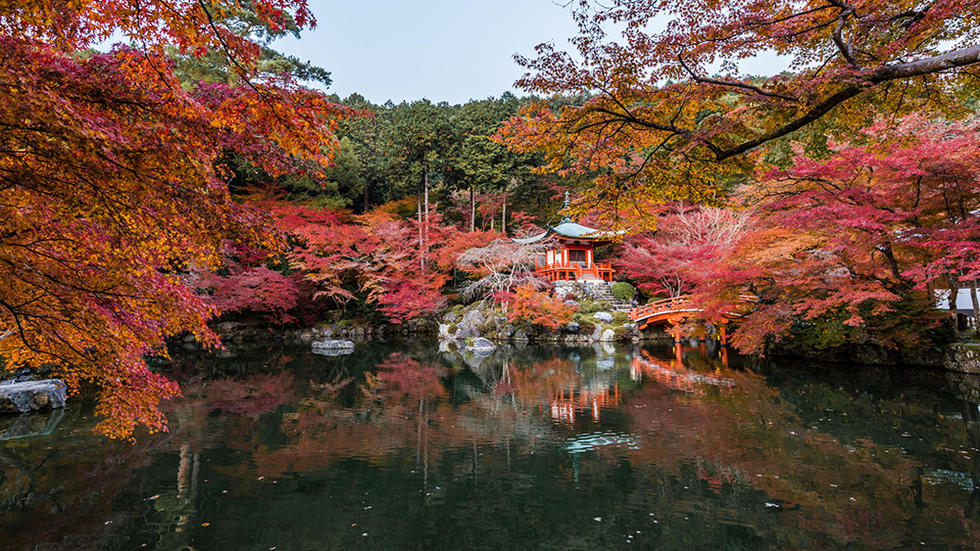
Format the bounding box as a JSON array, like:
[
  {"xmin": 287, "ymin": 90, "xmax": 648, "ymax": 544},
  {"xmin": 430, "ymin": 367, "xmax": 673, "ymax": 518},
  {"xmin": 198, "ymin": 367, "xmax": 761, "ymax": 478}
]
[{"xmin": 571, "ymin": 281, "xmax": 632, "ymax": 312}]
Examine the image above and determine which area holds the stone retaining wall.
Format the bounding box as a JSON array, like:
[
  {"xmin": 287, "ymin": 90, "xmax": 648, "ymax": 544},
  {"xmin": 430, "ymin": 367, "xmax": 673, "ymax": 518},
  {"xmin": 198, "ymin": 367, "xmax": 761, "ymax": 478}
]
[
  {"xmin": 175, "ymin": 319, "xmax": 436, "ymax": 351},
  {"xmin": 945, "ymin": 343, "xmax": 980, "ymax": 374}
]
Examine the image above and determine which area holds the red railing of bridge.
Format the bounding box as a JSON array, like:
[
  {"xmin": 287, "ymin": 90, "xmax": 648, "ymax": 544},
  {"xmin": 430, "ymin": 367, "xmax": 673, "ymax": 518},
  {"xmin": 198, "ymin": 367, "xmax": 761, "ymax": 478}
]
[
  {"xmin": 629, "ymin": 296, "xmax": 697, "ymax": 323},
  {"xmin": 629, "ymin": 294, "xmax": 758, "ymax": 325}
]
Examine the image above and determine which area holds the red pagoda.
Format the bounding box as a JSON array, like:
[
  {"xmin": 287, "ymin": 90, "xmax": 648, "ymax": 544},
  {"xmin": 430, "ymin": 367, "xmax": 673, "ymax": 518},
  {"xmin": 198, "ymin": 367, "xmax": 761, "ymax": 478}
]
[{"xmin": 513, "ymin": 193, "xmax": 620, "ymax": 282}]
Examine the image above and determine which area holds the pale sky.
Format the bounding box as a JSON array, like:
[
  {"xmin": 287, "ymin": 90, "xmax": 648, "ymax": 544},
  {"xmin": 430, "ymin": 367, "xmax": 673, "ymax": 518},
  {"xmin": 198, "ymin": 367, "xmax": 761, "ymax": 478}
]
[
  {"xmin": 271, "ymin": 0, "xmax": 586, "ymax": 104},
  {"xmin": 273, "ymin": 1, "xmax": 790, "ymax": 105}
]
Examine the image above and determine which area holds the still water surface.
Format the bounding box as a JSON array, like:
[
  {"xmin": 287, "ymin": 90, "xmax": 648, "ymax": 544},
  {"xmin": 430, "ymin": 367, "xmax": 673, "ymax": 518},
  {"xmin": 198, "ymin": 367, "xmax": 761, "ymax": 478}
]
[{"xmin": 1, "ymin": 340, "xmax": 980, "ymax": 550}]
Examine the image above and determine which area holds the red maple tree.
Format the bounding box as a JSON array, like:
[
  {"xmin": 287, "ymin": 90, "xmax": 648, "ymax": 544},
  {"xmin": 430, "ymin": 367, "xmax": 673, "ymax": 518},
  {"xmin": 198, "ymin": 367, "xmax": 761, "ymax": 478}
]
[{"xmin": 0, "ymin": 1, "xmax": 358, "ymax": 437}]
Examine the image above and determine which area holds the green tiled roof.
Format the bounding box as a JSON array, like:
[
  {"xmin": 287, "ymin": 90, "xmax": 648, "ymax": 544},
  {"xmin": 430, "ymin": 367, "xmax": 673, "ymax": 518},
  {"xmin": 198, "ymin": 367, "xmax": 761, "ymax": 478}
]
[{"xmin": 512, "ymin": 222, "xmax": 622, "ymax": 244}]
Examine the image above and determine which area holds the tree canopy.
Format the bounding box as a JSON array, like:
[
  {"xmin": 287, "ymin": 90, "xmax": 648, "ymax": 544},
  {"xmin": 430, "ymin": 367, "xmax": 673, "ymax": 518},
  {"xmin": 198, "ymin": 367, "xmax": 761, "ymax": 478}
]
[
  {"xmin": 494, "ymin": 0, "xmax": 980, "ymax": 213},
  {"xmin": 0, "ymin": 0, "xmax": 355, "ymax": 438}
]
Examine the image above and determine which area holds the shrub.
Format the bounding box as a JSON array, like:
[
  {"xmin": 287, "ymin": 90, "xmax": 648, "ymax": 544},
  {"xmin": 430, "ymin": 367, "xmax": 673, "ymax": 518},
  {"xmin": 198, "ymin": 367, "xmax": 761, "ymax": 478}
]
[
  {"xmin": 506, "ymin": 284, "xmax": 576, "ymax": 329},
  {"xmin": 611, "ymin": 281, "xmax": 636, "ymax": 301},
  {"xmin": 577, "ymin": 299, "xmax": 612, "ymax": 314}
]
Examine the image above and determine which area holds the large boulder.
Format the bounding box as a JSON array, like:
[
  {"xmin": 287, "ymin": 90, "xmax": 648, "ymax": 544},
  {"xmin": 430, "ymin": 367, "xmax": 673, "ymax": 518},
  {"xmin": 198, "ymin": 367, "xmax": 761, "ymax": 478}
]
[
  {"xmin": 564, "ymin": 321, "xmax": 580, "ymax": 333},
  {"xmin": 0, "ymin": 379, "xmax": 67, "ymax": 414},
  {"xmin": 455, "ymin": 324, "xmax": 481, "ymax": 339},
  {"xmin": 461, "ymin": 308, "xmax": 485, "ymax": 327},
  {"xmin": 442, "ymin": 311, "xmax": 461, "ymax": 324},
  {"xmin": 593, "ymin": 311, "xmax": 614, "ymax": 323},
  {"xmin": 312, "ymin": 340, "xmax": 355, "ymax": 356},
  {"xmin": 553, "ymin": 282, "xmax": 574, "ymax": 298},
  {"xmin": 600, "ymin": 328, "xmax": 616, "ymax": 342},
  {"xmin": 455, "ymin": 309, "xmax": 486, "ymax": 339}
]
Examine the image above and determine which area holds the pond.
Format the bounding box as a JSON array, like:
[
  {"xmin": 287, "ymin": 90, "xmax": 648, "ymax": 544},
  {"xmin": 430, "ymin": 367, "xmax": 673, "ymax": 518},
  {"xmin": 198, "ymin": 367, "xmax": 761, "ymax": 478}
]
[{"xmin": 1, "ymin": 339, "xmax": 979, "ymax": 550}]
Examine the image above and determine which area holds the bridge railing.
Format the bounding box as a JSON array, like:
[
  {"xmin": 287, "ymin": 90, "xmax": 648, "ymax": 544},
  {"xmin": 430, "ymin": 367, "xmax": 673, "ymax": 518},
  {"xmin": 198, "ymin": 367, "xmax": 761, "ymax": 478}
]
[
  {"xmin": 630, "ymin": 294, "xmax": 759, "ymax": 323},
  {"xmin": 630, "ymin": 296, "xmax": 691, "ymax": 321}
]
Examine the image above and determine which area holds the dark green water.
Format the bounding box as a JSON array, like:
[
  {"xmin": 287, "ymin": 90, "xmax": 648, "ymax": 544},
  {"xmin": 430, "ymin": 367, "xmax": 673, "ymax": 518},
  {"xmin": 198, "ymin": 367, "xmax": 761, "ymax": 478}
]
[{"xmin": 2, "ymin": 340, "xmax": 980, "ymax": 550}]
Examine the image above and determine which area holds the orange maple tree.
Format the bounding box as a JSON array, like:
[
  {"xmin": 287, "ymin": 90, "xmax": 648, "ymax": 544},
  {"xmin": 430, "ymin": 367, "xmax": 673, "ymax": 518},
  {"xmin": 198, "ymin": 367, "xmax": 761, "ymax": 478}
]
[
  {"xmin": 0, "ymin": 1, "xmax": 356, "ymax": 437},
  {"xmin": 505, "ymin": 284, "xmax": 576, "ymax": 330}
]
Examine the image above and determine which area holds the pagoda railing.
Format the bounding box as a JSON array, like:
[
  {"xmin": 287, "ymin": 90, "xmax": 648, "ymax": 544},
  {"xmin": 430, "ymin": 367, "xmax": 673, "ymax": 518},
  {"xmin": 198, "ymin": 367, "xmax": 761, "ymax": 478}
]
[{"xmin": 535, "ymin": 262, "xmax": 614, "ymax": 282}]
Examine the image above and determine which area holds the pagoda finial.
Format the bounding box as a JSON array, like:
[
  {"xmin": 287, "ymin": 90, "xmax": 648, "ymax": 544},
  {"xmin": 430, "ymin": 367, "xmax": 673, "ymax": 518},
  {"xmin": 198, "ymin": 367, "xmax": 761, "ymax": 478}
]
[{"xmin": 561, "ymin": 191, "xmax": 572, "ymax": 223}]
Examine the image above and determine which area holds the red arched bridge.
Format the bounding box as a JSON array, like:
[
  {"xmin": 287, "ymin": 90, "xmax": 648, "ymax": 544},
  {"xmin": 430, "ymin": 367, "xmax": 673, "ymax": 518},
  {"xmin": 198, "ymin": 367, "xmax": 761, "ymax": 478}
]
[{"xmin": 629, "ymin": 295, "xmax": 758, "ymax": 338}]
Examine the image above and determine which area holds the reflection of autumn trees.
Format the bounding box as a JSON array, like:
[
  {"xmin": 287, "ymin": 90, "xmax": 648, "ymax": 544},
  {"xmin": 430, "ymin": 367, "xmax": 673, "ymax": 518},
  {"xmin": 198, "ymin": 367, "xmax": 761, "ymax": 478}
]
[
  {"xmin": 245, "ymin": 352, "xmax": 559, "ymax": 478},
  {"xmin": 364, "ymin": 353, "xmax": 445, "ymax": 408},
  {"xmin": 210, "ymin": 346, "xmax": 976, "ymax": 551},
  {"xmin": 205, "ymin": 373, "xmax": 297, "ymax": 418},
  {"xmin": 621, "ymin": 348, "xmax": 980, "ymax": 548},
  {"xmin": 10, "ymin": 345, "xmax": 980, "ymax": 549}
]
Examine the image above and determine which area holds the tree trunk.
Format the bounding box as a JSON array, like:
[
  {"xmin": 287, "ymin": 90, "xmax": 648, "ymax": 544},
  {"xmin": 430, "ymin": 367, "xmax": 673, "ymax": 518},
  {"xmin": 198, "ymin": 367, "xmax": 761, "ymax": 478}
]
[
  {"xmin": 363, "ymin": 182, "xmax": 369, "ymax": 213},
  {"xmin": 469, "ymin": 185, "xmax": 475, "ymax": 232},
  {"xmin": 424, "ymin": 169, "xmax": 430, "ymax": 226},
  {"xmin": 423, "ymin": 169, "xmax": 429, "ymax": 269},
  {"xmin": 948, "ymin": 273, "xmax": 960, "ymax": 311},
  {"xmin": 971, "ymin": 278, "xmax": 980, "ymax": 329},
  {"xmin": 502, "ymin": 192, "xmax": 507, "ymax": 236},
  {"xmin": 417, "ymin": 189, "xmax": 424, "ymax": 271},
  {"xmin": 948, "ymin": 273, "xmax": 961, "ymax": 338}
]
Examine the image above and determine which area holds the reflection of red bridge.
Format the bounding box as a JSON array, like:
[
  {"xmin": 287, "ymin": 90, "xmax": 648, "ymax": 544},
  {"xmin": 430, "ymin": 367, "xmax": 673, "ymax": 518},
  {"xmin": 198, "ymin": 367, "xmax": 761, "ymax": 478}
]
[{"xmin": 630, "ymin": 351, "xmax": 737, "ymax": 394}]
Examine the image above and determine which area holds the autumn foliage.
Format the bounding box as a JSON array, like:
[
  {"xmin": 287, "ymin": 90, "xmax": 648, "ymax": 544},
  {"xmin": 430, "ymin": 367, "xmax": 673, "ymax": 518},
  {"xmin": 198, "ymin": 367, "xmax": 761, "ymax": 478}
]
[
  {"xmin": 0, "ymin": 1, "xmax": 357, "ymax": 438},
  {"xmin": 615, "ymin": 207, "xmax": 751, "ymax": 298},
  {"xmin": 505, "ymin": 284, "xmax": 575, "ymax": 330},
  {"xmin": 687, "ymin": 116, "xmax": 980, "ymax": 355},
  {"xmin": 263, "ymin": 202, "xmax": 495, "ymax": 323},
  {"xmin": 495, "ymin": 0, "xmax": 980, "ymax": 213}
]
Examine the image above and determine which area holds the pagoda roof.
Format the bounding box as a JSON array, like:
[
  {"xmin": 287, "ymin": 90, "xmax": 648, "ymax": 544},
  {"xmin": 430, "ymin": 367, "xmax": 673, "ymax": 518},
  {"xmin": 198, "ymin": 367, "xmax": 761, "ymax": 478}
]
[
  {"xmin": 513, "ymin": 191, "xmax": 626, "ymax": 245},
  {"xmin": 512, "ymin": 221, "xmax": 624, "ymax": 244}
]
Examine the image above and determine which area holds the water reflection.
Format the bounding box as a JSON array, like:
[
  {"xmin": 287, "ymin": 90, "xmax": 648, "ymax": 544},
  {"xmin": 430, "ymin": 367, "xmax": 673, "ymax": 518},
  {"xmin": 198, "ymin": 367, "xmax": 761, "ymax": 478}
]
[{"xmin": 1, "ymin": 341, "xmax": 980, "ymax": 549}]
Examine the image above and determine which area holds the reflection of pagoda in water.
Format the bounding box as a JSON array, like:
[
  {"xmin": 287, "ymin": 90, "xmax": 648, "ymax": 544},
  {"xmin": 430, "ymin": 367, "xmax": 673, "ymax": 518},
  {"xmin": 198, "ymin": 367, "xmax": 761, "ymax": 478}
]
[{"xmin": 550, "ymin": 384, "xmax": 621, "ymax": 424}]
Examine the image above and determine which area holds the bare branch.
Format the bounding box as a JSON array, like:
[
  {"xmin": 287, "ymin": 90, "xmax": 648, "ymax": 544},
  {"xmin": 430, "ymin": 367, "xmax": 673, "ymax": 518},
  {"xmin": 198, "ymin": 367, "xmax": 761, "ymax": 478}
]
[{"xmin": 678, "ymin": 55, "xmax": 799, "ymax": 102}]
